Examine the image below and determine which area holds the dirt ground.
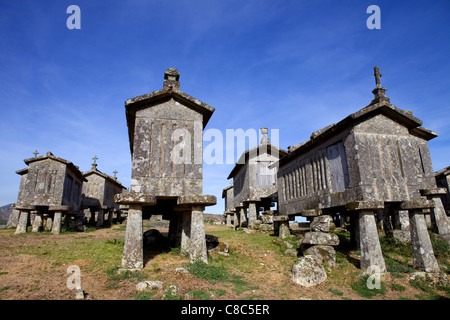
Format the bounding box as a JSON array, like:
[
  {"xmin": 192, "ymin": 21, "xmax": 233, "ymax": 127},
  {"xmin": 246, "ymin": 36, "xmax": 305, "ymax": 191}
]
[{"xmin": 0, "ymin": 223, "xmax": 448, "ymax": 301}]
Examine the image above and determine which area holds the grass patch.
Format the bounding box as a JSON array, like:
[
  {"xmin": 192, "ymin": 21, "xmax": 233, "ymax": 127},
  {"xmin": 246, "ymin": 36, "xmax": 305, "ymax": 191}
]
[
  {"xmin": 105, "ymin": 267, "xmax": 147, "ymax": 282},
  {"xmin": 189, "ymin": 290, "xmax": 211, "ymax": 300},
  {"xmin": 132, "ymin": 291, "xmax": 153, "ymax": 300},
  {"xmin": 186, "ymin": 260, "xmax": 229, "ymax": 282},
  {"xmin": 328, "ymin": 288, "xmax": 344, "ymax": 297},
  {"xmin": 351, "ymin": 275, "xmax": 386, "ymax": 299},
  {"xmin": 0, "ymin": 286, "xmax": 10, "ymax": 292},
  {"xmin": 390, "ymin": 283, "xmax": 406, "ymax": 292}
]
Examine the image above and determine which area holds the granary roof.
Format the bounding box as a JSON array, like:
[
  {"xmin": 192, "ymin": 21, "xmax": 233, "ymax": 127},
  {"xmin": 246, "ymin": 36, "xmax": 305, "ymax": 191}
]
[
  {"xmin": 435, "ymin": 166, "xmax": 450, "ymax": 177},
  {"xmin": 227, "ymin": 143, "xmax": 289, "ymax": 180},
  {"xmin": 279, "ymin": 67, "xmax": 438, "ymax": 167},
  {"xmin": 83, "ymin": 168, "xmax": 127, "ymax": 190},
  {"xmin": 17, "ymin": 152, "xmax": 87, "ymax": 181},
  {"xmin": 222, "ymin": 185, "xmax": 233, "ymax": 198},
  {"xmin": 124, "ymin": 68, "xmax": 215, "ymax": 154}
]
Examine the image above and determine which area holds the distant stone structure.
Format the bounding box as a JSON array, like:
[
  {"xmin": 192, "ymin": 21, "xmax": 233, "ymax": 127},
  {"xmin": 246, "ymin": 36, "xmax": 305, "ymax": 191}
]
[
  {"xmin": 435, "ymin": 166, "xmax": 450, "ymax": 214},
  {"xmin": 222, "ymin": 184, "xmax": 235, "ymax": 228},
  {"xmin": 13, "ymin": 151, "xmax": 86, "ymax": 234},
  {"xmin": 116, "ymin": 68, "xmax": 216, "ymax": 270},
  {"xmin": 276, "ymin": 67, "xmax": 447, "ymax": 274},
  {"xmin": 81, "ymin": 156, "xmax": 127, "ymax": 227},
  {"xmin": 227, "ymin": 128, "xmax": 288, "ymax": 229}
]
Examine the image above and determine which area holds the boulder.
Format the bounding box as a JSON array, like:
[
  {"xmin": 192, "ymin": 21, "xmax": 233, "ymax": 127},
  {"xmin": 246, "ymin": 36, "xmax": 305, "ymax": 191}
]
[
  {"xmin": 304, "ymin": 245, "xmax": 336, "ymax": 268},
  {"xmin": 310, "ymin": 215, "xmax": 335, "ymax": 233},
  {"xmin": 143, "ymin": 229, "xmax": 169, "ymax": 250},
  {"xmin": 260, "ymin": 213, "xmax": 273, "ymax": 224},
  {"xmin": 291, "ymin": 255, "xmax": 327, "ymax": 287},
  {"xmin": 300, "ymin": 232, "xmax": 339, "ymax": 248},
  {"xmin": 257, "ymin": 223, "xmax": 274, "ymax": 232}
]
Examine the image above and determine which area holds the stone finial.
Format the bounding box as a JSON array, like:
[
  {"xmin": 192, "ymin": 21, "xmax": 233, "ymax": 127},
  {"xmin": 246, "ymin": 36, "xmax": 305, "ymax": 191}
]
[
  {"xmin": 163, "ymin": 68, "xmax": 180, "ymax": 90},
  {"xmin": 113, "ymin": 170, "xmax": 118, "ymax": 179},
  {"xmin": 370, "ymin": 66, "xmax": 390, "ymax": 104},
  {"xmin": 260, "ymin": 128, "xmax": 270, "ymax": 145},
  {"xmin": 33, "ymin": 150, "xmax": 39, "ymax": 158},
  {"xmin": 91, "ymin": 155, "xmax": 98, "ymax": 170}
]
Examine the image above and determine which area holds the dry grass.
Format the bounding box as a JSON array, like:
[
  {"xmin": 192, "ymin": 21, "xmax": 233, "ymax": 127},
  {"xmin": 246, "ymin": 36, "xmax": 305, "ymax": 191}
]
[{"xmin": 0, "ymin": 223, "xmax": 448, "ymax": 300}]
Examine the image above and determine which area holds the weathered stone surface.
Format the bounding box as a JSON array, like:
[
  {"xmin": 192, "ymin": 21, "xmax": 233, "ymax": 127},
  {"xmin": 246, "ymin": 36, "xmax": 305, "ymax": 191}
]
[
  {"xmin": 121, "ymin": 205, "xmax": 143, "ymax": 270},
  {"xmin": 75, "ymin": 288, "xmax": 85, "ymax": 300},
  {"xmin": 175, "ymin": 267, "xmax": 189, "ymax": 274},
  {"xmin": 304, "ymin": 245, "xmax": 336, "ymax": 268},
  {"xmin": 178, "ymin": 195, "xmax": 217, "ymax": 206},
  {"xmin": 359, "ymin": 211, "xmax": 387, "ymax": 274},
  {"xmin": 291, "ymin": 255, "xmax": 327, "ymax": 287},
  {"xmin": 260, "ymin": 213, "xmax": 273, "ymax": 224},
  {"xmin": 279, "ymin": 221, "xmax": 291, "ymax": 239},
  {"xmin": 136, "ymin": 280, "xmax": 164, "ymax": 291},
  {"xmin": 392, "ymin": 230, "xmax": 411, "ymax": 243},
  {"xmin": 256, "ymin": 223, "xmax": 273, "ymax": 232},
  {"xmin": 409, "ymin": 210, "xmax": 440, "ymax": 272},
  {"xmin": 190, "ymin": 206, "xmax": 208, "ymax": 263},
  {"xmin": 301, "ymin": 232, "xmax": 339, "ymax": 247},
  {"xmin": 310, "ymin": 215, "xmax": 335, "ymax": 233}
]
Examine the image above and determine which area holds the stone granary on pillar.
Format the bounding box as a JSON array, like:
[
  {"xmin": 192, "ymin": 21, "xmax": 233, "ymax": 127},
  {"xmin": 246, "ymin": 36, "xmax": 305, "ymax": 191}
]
[
  {"xmin": 275, "ymin": 67, "xmax": 448, "ymax": 274},
  {"xmin": 227, "ymin": 128, "xmax": 288, "ymax": 229},
  {"xmin": 222, "ymin": 184, "xmax": 235, "ymax": 228},
  {"xmin": 13, "ymin": 151, "xmax": 86, "ymax": 235},
  {"xmin": 81, "ymin": 156, "xmax": 127, "ymax": 227},
  {"xmin": 115, "ymin": 68, "xmax": 216, "ymax": 270}
]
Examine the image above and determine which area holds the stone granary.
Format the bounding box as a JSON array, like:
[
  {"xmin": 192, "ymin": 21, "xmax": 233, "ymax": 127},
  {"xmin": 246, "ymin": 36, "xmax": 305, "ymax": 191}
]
[
  {"xmin": 13, "ymin": 151, "xmax": 86, "ymax": 234},
  {"xmin": 222, "ymin": 184, "xmax": 235, "ymax": 228},
  {"xmin": 227, "ymin": 128, "xmax": 288, "ymax": 229},
  {"xmin": 275, "ymin": 67, "xmax": 448, "ymax": 274},
  {"xmin": 81, "ymin": 156, "xmax": 127, "ymax": 227},
  {"xmin": 435, "ymin": 166, "xmax": 450, "ymax": 214},
  {"xmin": 115, "ymin": 68, "xmax": 216, "ymax": 270}
]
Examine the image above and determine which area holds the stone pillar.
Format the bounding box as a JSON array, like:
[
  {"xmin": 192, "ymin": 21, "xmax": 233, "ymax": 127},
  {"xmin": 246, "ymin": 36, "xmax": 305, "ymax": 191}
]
[
  {"xmin": 15, "ymin": 210, "xmax": 29, "ymax": 234},
  {"xmin": 420, "ymin": 189, "xmax": 450, "ymax": 235},
  {"xmin": 400, "ymin": 200, "xmax": 440, "ymax": 273},
  {"xmin": 89, "ymin": 208, "xmax": 96, "ymax": 225},
  {"xmin": 226, "ymin": 214, "xmax": 232, "ymax": 227},
  {"xmin": 96, "ymin": 209, "xmax": 104, "ymax": 227},
  {"xmin": 239, "ymin": 207, "xmax": 247, "ymax": 228},
  {"xmin": 121, "ymin": 204, "xmax": 144, "ymax": 270},
  {"xmin": 32, "ymin": 213, "xmax": 43, "ymax": 232},
  {"xmin": 180, "ymin": 210, "xmax": 191, "ymax": 257},
  {"xmin": 409, "ymin": 210, "xmax": 440, "ymax": 272},
  {"xmin": 233, "ymin": 211, "xmax": 239, "ymax": 230},
  {"xmin": 108, "ymin": 210, "xmax": 114, "ymax": 224},
  {"xmin": 44, "ymin": 216, "xmax": 53, "ymax": 231},
  {"xmin": 397, "ymin": 210, "xmax": 410, "ymax": 231},
  {"xmin": 52, "ymin": 211, "xmax": 63, "ymax": 234},
  {"xmin": 279, "ymin": 221, "xmax": 290, "ymax": 239},
  {"xmin": 346, "ymin": 201, "xmax": 386, "ymax": 274},
  {"xmin": 248, "ymin": 202, "xmax": 258, "ymax": 229},
  {"xmin": 358, "ymin": 211, "xmax": 387, "ymax": 274},
  {"xmin": 189, "ymin": 206, "xmax": 208, "ymax": 264},
  {"xmin": 7, "ymin": 209, "xmax": 20, "ymax": 228}
]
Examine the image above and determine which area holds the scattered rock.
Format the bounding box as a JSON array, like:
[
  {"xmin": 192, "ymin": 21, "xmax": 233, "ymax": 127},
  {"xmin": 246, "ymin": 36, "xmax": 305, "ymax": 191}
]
[
  {"xmin": 205, "ymin": 234, "xmax": 219, "ymax": 250},
  {"xmin": 75, "ymin": 288, "xmax": 85, "ymax": 300},
  {"xmin": 175, "ymin": 267, "xmax": 190, "ymax": 274},
  {"xmin": 300, "ymin": 232, "xmax": 339, "ymax": 248},
  {"xmin": 291, "ymin": 255, "xmax": 327, "ymax": 287},
  {"xmin": 143, "ymin": 229, "xmax": 169, "ymax": 250},
  {"xmin": 136, "ymin": 282, "xmax": 148, "ymax": 292},
  {"xmin": 304, "ymin": 245, "xmax": 336, "ymax": 267},
  {"xmin": 136, "ymin": 280, "xmax": 164, "ymax": 291},
  {"xmin": 284, "ymin": 249, "xmax": 298, "ymax": 257},
  {"xmin": 310, "ymin": 215, "xmax": 335, "ymax": 233}
]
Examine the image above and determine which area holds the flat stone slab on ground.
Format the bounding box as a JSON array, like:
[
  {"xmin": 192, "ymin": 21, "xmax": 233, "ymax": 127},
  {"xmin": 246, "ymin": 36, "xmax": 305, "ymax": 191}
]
[{"xmin": 291, "ymin": 255, "xmax": 327, "ymax": 287}]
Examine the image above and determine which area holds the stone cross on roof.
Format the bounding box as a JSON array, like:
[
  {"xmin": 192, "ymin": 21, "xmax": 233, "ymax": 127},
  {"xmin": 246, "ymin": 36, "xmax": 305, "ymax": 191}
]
[
  {"xmin": 113, "ymin": 170, "xmax": 118, "ymax": 179},
  {"xmin": 91, "ymin": 155, "xmax": 98, "ymax": 170},
  {"xmin": 374, "ymin": 66, "xmax": 382, "ymax": 88},
  {"xmin": 33, "ymin": 150, "xmax": 39, "ymax": 158}
]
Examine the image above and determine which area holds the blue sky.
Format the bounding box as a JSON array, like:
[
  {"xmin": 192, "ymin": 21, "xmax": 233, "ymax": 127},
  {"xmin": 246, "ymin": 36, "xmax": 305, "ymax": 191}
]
[{"xmin": 0, "ymin": 0, "xmax": 449, "ymax": 214}]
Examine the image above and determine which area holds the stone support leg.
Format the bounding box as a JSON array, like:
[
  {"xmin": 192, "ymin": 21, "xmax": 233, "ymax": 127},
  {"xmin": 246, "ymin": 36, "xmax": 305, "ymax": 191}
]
[
  {"xmin": 180, "ymin": 210, "xmax": 191, "ymax": 257},
  {"xmin": 108, "ymin": 210, "xmax": 114, "ymax": 224},
  {"xmin": 397, "ymin": 210, "xmax": 410, "ymax": 231},
  {"xmin": 279, "ymin": 221, "xmax": 290, "ymax": 239},
  {"xmin": 234, "ymin": 211, "xmax": 239, "ymax": 230},
  {"xmin": 429, "ymin": 196, "xmax": 450, "ymax": 235},
  {"xmin": 189, "ymin": 206, "xmax": 208, "ymax": 264},
  {"xmin": 32, "ymin": 213, "xmax": 43, "ymax": 232},
  {"xmin": 409, "ymin": 210, "xmax": 440, "ymax": 272},
  {"xmin": 358, "ymin": 211, "xmax": 387, "ymax": 274},
  {"xmin": 248, "ymin": 202, "xmax": 258, "ymax": 229},
  {"xmin": 89, "ymin": 208, "xmax": 96, "ymax": 225},
  {"xmin": 96, "ymin": 209, "xmax": 104, "ymax": 227},
  {"xmin": 15, "ymin": 210, "xmax": 29, "ymax": 234},
  {"xmin": 51, "ymin": 211, "xmax": 63, "ymax": 234},
  {"xmin": 121, "ymin": 205, "xmax": 144, "ymax": 270},
  {"xmin": 239, "ymin": 207, "xmax": 247, "ymax": 228},
  {"xmin": 44, "ymin": 216, "xmax": 53, "ymax": 231},
  {"xmin": 7, "ymin": 209, "xmax": 20, "ymax": 228},
  {"xmin": 226, "ymin": 214, "xmax": 232, "ymax": 227}
]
